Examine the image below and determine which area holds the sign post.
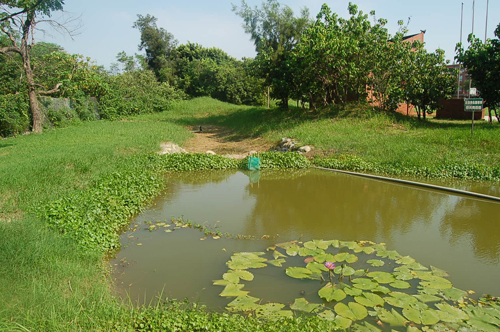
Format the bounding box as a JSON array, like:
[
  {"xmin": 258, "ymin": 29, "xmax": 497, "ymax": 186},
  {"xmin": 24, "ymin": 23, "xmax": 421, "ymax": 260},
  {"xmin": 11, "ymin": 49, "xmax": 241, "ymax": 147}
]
[{"xmin": 464, "ymin": 98, "xmax": 483, "ymax": 137}]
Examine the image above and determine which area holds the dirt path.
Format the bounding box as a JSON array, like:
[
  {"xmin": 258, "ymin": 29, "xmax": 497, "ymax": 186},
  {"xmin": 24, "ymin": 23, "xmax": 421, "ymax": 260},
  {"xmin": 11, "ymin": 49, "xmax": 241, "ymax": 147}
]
[{"xmin": 182, "ymin": 125, "xmax": 274, "ymax": 158}]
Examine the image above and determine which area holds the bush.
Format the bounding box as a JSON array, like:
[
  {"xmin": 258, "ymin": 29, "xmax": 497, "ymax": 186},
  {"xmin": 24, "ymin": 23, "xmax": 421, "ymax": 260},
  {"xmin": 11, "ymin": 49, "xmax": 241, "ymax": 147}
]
[
  {"xmin": 100, "ymin": 70, "xmax": 185, "ymax": 119},
  {"xmin": 249, "ymin": 152, "xmax": 311, "ymax": 169},
  {"xmin": 0, "ymin": 94, "xmax": 30, "ymax": 137}
]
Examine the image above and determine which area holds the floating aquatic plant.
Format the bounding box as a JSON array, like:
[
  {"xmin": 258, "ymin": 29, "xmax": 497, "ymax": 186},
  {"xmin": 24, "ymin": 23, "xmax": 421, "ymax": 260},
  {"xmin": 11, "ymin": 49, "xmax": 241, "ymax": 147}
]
[{"xmin": 213, "ymin": 239, "xmax": 500, "ymax": 331}]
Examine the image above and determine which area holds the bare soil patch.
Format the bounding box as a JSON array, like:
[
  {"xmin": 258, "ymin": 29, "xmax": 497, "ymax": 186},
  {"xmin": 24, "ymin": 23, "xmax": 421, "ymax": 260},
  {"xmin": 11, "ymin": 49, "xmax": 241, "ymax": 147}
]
[{"xmin": 182, "ymin": 125, "xmax": 273, "ymax": 157}]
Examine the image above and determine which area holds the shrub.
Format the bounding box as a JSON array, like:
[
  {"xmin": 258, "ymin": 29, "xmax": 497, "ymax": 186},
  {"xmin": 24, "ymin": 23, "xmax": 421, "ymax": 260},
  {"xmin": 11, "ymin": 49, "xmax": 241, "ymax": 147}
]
[
  {"xmin": 0, "ymin": 94, "xmax": 30, "ymax": 137},
  {"xmin": 242, "ymin": 152, "xmax": 311, "ymax": 169},
  {"xmin": 100, "ymin": 70, "xmax": 185, "ymax": 119}
]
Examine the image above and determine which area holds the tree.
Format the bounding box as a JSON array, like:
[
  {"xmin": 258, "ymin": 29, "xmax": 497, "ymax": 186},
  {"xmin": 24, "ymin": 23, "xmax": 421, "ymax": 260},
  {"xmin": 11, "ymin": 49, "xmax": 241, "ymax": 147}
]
[
  {"xmin": 0, "ymin": 0, "xmax": 66, "ymax": 133},
  {"xmin": 406, "ymin": 47, "xmax": 456, "ymax": 120},
  {"xmin": 456, "ymin": 22, "xmax": 500, "ymax": 122},
  {"xmin": 292, "ymin": 3, "xmax": 392, "ymax": 108},
  {"xmin": 233, "ymin": 0, "xmax": 310, "ymax": 108},
  {"xmin": 132, "ymin": 14, "xmax": 177, "ymax": 81}
]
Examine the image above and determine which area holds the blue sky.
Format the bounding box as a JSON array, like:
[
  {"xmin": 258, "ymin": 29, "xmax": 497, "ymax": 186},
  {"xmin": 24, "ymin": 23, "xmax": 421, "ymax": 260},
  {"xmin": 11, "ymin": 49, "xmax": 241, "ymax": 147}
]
[{"xmin": 39, "ymin": 0, "xmax": 499, "ymax": 69}]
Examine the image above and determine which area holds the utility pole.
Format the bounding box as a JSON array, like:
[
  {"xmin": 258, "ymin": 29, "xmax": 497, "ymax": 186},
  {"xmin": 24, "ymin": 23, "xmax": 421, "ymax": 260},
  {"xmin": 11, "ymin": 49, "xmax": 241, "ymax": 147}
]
[
  {"xmin": 485, "ymin": 0, "xmax": 489, "ymax": 42},
  {"xmin": 457, "ymin": 3, "xmax": 464, "ymax": 98}
]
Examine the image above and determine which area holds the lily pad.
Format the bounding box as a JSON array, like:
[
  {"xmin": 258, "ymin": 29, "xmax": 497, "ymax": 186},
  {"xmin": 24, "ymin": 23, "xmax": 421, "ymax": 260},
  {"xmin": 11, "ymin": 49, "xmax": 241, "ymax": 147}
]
[
  {"xmin": 317, "ymin": 309, "xmax": 336, "ymax": 321},
  {"xmin": 352, "ymin": 278, "xmax": 379, "ymax": 290},
  {"xmin": 334, "ymin": 302, "xmax": 368, "ymax": 321},
  {"xmin": 440, "ymin": 288, "xmax": 468, "ymax": 301},
  {"xmin": 290, "ymin": 298, "xmax": 322, "ymax": 313},
  {"xmin": 306, "ymin": 262, "xmax": 329, "ymax": 274},
  {"xmin": 285, "ymin": 267, "xmax": 313, "ymax": 279},
  {"xmin": 272, "ymin": 250, "xmax": 286, "ymax": 259},
  {"xmin": 354, "ymin": 246, "xmax": 375, "ymax": 255},
  {"xmin": 286, "ymin": 244, "xmax": 300, "ymax": 256},
  {"xmin": 393, "ymin": 270, "xmax": 414, "ymax": 281},
  {"xmin": 373, "ymin": 285, "xmax": 391, "ymax": 294},
  {"xmin": 334, "ymin": 265, "xmax": 356, "ymax": 276},
  {"xmin": 223, "ymin": 270, "xmax": 254, "ymax": 283},
  {"xmin": 344, "ymin": 286, "xmax": 363, "ymax": 296},
  {"xmin": 219, "ymin": 283, "xmax": 249, "ymax": 297},
  {"xmin": 319, "ymin": 283, "xmax": 347, "ymax": 302},
  {"xmin": 366, "ymin": 259, "xmax": 385, "ymax": 267},
  {"xmin": 298, "ymin": 247, "xmax": 324, "ymax": 257},
  {"xmin": 376, "ymin": 250, "xmax": 400, "ymax": 260},
  {"xmin": 414, "ymin": 294, "xmax": 441, "ymax": 303},
  {"xmin": 354, "ymin": 293, "xmax": 385, "ymax": 307},
  {"xmin": 402, "ymin": 307, "xmax": 440, "ymax": 325},
  {"xmin": 339, "ymin": 241, "xmax": 358, "ymax": 250},
  {"xmin": 313, "ymin": 253, "xmax": 336, "ymax": 263},
  {"xmin": 390, "ymin": 280, "xmax": 412, "ymax": 289},
  {"xmin": 334, "ymin": 252, "xmax": 358, "ymax": 264},
  {"xmin": 431, "ymin": 266, "xmax": 449, "ymax": 277},
  {"xmin": 333, "ymin": 316, "xmax": 353, "ymax": 329},
  {"xmin": 435, "ymin": 303, "xmax": 469, "ymax": 322},
  {"xmin": 384, "ymin": 292, "xmax": 419, "ymax": 309},
  {"xmin": 420, "ymin": 276, "xmax": 453, "ymax": 290},
  {"xmin": 267, "ymin": 258, "xmax": 286, "ymax": 267},
  {"xmin": 255, "ymin": 303, "xmax": 293, "ymax": 319},
  {"xmin": 396, "ymin": 256, "xmax": 416, "ymax": 265},
  {"xmin": 374, "ymin": 307, "xmax": 408, "ymax": 326},
  {"xmin": 367, "ymin": 271, "xmax": 395, "ymax": 284},
  {"xmin": 351, "ymin": 322, "xmax": 383, "ymax": 331},
  {"xmin": 226, "ymin": 295, "xmax": 260, "ymax": 312}
]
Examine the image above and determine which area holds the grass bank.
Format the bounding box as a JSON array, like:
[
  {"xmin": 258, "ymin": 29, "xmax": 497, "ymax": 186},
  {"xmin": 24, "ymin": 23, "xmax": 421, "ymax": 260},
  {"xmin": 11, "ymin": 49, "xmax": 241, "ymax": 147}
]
[
  {"xmin": 0, "ymin": 105, "xmax": 314, "ymax": 330},
  {"xmin": 1, "ymin": 97, "xmax": 499, "ymax": 330},
  {"xmin": 144, "ymin": 98, "xmax": 500, "ymax": 181}
]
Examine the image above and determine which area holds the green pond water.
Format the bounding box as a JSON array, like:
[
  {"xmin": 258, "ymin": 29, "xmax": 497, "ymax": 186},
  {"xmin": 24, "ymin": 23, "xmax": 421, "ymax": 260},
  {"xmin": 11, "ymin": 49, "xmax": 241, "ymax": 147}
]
[{"xmin": 112, "ymin": 169, "xmax": 500, "ymax": 312}]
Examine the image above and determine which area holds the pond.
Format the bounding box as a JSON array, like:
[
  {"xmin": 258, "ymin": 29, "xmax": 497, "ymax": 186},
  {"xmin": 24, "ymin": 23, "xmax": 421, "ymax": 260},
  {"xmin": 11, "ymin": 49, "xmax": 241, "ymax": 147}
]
[{"xmin": 112, "ymin": 169, "xmax": 500, "ymax": 319}]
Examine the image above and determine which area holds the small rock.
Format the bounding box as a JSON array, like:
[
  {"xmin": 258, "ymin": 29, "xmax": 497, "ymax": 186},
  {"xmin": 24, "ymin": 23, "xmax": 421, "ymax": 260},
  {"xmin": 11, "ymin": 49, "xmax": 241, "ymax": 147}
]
[
  {"xmin": 206, "ymin": 150, "xmax": 216, "ymax": 155},
  {"xmin": 298, "ymin": 145, "xmax": 312, "ymax": 153}
]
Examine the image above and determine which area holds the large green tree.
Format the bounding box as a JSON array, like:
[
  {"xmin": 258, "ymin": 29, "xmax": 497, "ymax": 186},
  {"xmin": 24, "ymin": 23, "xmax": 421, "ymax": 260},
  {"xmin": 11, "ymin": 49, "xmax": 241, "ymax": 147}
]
[
  {"xmin": 0, "ymin": 0, "xmax": 65, "ymax": 133},
  {"xmin": 456, "ymin": 22, "xmax": 500, "ymax": 122},
  {"xmin": 406, "ymin": 47, "xmax": 456, "ymax": 120},
  {"xmin": 292, "ymin": 3, "xmax": 394, "ymax": 108},
  {"xmin": 132, "ymin": 14, "xmax": 177, "ymax": 82},
  {"xmin": 233, "ymin": 0, "xmax": 310, "ymax": 108}
]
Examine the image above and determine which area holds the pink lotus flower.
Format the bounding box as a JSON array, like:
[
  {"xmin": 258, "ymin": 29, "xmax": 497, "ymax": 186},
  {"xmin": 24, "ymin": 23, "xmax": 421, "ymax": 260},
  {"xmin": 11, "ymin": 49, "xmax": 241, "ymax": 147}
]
[{"xmin": 324, "ymin": 262, "xmax": 336, "ymax": 270}]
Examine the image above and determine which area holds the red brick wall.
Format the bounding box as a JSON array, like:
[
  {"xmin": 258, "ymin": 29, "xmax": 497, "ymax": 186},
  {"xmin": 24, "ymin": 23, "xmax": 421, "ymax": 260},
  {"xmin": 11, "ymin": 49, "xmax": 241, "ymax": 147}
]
[{"xmin": 436, "ymin": 98, "xmax": 484, "ymax": 120}]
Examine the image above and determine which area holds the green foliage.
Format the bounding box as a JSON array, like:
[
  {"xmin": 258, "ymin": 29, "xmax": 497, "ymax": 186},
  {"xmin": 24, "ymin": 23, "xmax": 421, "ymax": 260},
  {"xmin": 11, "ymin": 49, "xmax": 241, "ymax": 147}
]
[
  {"xmin": 292, "ymin": 4, "xmax": 388, "ymax": 107},
  {"xmin": 175, "ymin": 43, "xmax": 265, "ymax": 105},
  {"xmin": 133, "ymin": 14, "xmax": 178, "ymax": 79},
  {"xmin": 233, "ymin": 0, "xmax": 310, "ymax": 107},
  {"xmin": 243, "ymin": 151, "xmax": 311, "ymax": 169},
  {"xmin": 313, "ymin": 154, "xmax": 500, "ymax": 181},
  {"xmin": 42, "ymin": 168, "xmax": 163, "ymax": 252},
  {"xmin": 215, "ymin": 239, "xmax": 499, "ymax": 330},
  {"xmin": 120, "ymin": 300, "xmax": 336, "ymax": 332},
  {"xmin": 138, "ymin": 153, "xmax": 240, "ymax": 172},
  {"xmin": 456, "ymin": 23, "xmax": 500, "ymax": 110},
  {"xmin": 406, "ymin": 47, "xmax": 456, "ymax": 120},
  {"xmin": 99, "ymin": 70, "xmax": 183, "ymax": 119},
  {"xmin": 0, "ymin": 93, "xmax": 30, "ymax": 136}
]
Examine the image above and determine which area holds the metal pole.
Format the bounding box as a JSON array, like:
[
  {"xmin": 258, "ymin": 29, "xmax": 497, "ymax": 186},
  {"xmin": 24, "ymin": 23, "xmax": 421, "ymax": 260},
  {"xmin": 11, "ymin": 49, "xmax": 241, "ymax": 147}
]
[
  {"xmin": 472, "ymin": 108, "xmax": 475, "ymax": 137},
  {"xmin": 485, "ymin": 0, "xmax": 489, "ymax": 42},
  {"xmin": 457, "ymin": 3, "xmax": 464, "ymax": 98},
  {"xmin": 469, "ymin": 0, "xmax": 475, "ymax": 98}
]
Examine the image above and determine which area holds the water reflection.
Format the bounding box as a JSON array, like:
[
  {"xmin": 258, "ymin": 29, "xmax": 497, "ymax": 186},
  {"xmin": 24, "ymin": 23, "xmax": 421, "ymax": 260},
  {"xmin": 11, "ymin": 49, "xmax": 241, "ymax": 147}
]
[{"xmin": 113, "ymin": 169, "xmax": 500, "ymax": 305}]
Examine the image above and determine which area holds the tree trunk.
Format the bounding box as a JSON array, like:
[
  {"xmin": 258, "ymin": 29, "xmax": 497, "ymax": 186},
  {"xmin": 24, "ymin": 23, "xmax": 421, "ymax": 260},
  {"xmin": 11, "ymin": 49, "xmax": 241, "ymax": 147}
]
[{"xmin": 21, "ymin": 11, "xmax": 43, "ymax": 134}]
